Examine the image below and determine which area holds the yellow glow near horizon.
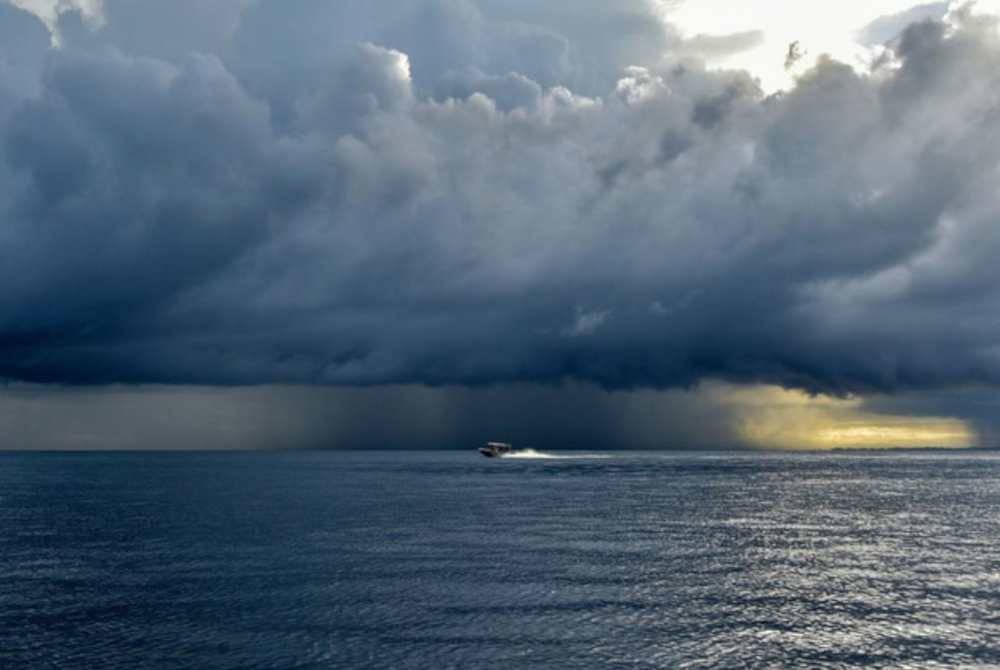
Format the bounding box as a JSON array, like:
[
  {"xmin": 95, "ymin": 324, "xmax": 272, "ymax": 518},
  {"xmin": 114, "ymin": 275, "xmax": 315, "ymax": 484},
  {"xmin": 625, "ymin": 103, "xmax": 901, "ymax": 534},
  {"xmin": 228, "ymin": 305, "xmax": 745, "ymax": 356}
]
[
  {"xmin": 814, "ymin": 421, "xmax": 974, "ymax": 448},
  {"xmin": 712, "ymin": 383, "xmax": 976, "ymax": 450}
]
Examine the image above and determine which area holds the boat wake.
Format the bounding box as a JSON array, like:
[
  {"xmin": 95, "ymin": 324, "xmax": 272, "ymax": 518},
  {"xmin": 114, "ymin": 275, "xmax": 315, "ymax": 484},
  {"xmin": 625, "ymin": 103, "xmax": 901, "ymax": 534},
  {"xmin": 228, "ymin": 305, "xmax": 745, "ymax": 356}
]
[{"xmin": 504, "ymin": 449, "xmax": 609, "ymax": 460}]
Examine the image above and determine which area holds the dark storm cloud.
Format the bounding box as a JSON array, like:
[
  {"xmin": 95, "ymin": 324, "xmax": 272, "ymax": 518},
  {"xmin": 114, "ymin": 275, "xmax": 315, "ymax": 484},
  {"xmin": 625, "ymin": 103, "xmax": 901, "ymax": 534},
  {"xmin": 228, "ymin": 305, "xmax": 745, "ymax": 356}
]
[{"xmin": 2, "ymin": 1, "xmax": 1000, "ymax": 398}]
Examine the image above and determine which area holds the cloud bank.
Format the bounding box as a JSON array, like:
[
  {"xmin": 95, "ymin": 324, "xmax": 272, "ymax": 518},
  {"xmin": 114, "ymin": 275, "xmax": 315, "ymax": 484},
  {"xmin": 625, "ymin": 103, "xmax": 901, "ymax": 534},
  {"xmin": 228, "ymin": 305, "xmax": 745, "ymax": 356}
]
[{"xmin": 2, "ymin": 0, "xmax": 1000, "ymax": 403}]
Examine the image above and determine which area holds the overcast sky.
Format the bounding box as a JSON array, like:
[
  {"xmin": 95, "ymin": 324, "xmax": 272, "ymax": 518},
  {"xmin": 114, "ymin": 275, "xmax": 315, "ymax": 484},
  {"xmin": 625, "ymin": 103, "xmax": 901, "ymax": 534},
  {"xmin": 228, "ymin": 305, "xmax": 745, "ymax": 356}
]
[{"xmin": 2, "ymin": 0, "xmax": 1000, "ymax": 450}]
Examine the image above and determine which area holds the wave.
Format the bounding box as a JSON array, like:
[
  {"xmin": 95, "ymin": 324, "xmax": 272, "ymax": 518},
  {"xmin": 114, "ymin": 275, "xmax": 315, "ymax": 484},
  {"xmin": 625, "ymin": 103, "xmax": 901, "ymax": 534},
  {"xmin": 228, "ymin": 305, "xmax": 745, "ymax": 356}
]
[{"xmin": 504, "ymin": 449, "xmax": 609, "ymax": 460}]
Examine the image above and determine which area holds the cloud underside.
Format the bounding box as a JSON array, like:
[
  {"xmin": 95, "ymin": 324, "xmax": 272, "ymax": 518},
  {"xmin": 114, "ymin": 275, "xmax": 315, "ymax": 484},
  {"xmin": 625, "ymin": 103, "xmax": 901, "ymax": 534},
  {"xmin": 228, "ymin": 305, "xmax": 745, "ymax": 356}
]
[{"xmin": 2, "ymin": 1, "xmax": 1000, "ymax": 403}]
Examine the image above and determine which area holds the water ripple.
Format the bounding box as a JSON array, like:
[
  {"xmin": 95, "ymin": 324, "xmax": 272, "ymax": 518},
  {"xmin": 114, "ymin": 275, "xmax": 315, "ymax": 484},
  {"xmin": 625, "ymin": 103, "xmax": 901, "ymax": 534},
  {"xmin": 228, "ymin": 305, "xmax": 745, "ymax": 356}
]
[{"xmin": 2, "ymin": 450, "xmax": 1000, "ymax": 668}]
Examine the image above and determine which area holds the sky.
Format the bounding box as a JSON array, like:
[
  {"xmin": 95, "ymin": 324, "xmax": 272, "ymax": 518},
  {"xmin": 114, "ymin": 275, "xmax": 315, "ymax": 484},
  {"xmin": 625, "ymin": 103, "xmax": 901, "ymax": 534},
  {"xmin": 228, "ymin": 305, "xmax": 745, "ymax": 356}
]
[{"xmin": 2, "ymin": 0, "xmax": 1000, "ymax": 450}]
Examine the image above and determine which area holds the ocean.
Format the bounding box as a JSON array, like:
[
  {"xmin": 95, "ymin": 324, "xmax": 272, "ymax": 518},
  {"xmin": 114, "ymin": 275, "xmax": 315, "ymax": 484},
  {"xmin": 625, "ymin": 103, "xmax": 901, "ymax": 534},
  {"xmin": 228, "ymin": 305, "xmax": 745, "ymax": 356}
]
[{"xmin": 2, "ymin": 450, "xmax": 999, "ymax": 668}]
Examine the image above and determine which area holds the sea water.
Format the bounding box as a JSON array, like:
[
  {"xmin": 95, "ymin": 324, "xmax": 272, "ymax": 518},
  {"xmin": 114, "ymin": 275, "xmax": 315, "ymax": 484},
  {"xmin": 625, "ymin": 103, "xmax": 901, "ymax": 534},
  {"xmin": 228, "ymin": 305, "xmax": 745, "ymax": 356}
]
[{"xmin": 2, "ymin": 450, "xmax": 1000, "ymax": 668}]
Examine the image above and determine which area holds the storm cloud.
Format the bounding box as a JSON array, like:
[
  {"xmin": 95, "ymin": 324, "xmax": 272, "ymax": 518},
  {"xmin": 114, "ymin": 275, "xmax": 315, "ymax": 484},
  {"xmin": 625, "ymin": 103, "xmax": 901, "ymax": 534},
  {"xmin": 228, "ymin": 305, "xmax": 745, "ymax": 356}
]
[{"xmin": 2, "ymin": 0, "xmax": 1000, "ymax": 402}]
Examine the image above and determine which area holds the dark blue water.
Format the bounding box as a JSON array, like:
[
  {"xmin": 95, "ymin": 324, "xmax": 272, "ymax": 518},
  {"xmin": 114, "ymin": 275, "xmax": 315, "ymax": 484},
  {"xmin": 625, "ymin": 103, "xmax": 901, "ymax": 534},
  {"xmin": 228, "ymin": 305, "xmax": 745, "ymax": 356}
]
[{"xmin": 3, "ymin": 450, "xmax": 1000, "ymax": 668}]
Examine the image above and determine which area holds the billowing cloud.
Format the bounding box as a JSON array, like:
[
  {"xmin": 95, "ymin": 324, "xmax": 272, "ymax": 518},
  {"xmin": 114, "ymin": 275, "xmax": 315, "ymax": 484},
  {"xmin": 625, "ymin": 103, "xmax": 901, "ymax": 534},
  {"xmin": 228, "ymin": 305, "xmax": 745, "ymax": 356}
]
[{"xmin": 2, "ymin": 1, "xmax": 1000, "ymax": 409}]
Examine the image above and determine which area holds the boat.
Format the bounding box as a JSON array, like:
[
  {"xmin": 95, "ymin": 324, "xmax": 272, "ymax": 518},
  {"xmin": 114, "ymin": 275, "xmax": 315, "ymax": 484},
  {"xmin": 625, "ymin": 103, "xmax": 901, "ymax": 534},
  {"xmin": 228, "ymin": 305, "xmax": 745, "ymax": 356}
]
[{"xmin": 479, "ymin": 441, "xmax": 513, "ymax": 458}]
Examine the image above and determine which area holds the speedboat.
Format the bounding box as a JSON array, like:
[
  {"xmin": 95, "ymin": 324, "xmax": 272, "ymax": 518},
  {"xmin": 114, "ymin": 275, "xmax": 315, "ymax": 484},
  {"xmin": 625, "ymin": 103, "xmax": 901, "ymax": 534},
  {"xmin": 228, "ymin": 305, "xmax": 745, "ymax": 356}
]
[{"xmin": 479, "ymin": 441, "xmax": 513, "ymax": 458}]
